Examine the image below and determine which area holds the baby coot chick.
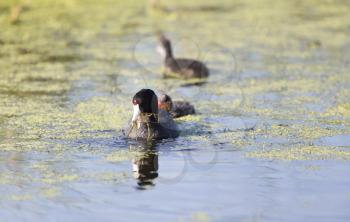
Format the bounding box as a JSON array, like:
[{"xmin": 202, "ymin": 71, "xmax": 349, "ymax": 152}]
[
  {"xmin": 157, "ymin": 35, "xmax": 210, "ymax": 79},
  {"xmin": 128, "ymin": 89, "xmax": 180, "ymax": 140},
  {"xmin": 158, "ymin": 93, "xmax": 195, "ymax": 118}
]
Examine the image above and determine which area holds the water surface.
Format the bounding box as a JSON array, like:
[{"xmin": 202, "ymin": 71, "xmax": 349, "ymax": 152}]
[{"xmin": 1, "ymin": 0, "xmax": 350, "ymax": 221}]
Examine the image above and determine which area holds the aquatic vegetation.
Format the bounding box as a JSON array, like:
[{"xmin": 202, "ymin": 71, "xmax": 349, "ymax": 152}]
[
  {"xmin": 178, "ymin": 212, "xmax": 212, "ymax": 222},
  {"xmin": 106, "ymin": 150, "xmax": 144, "ymax": 162},
  {"xmin": 325, "ymin": 103, "xmax": 350, "ymax": 117},
  {"xmin": 41, "ymin": 187, "xmax": 61, "ymax": 198},
  {"xmin": 42, "ymin": 173, "xmax": 79, "ymax": 184},
  {"xmin": 247, "ymin": 145, "xmax": 350, "ymax": 161},
  {"xmin": 11, "ymin": 194, "xmax": 32, "ymax": 201}
]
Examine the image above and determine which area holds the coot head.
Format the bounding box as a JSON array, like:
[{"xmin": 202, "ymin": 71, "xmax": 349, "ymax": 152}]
[
  {"xmin": 158, "ymin": 93, "xmax": 173, "ymax": 112},
  {"xmin": 132, "ymin": 89, "xmax": 158, "ymax": 123},
  {"xmin": 158, "ymin": 92, "xmax": 196, "ymax": 118}
]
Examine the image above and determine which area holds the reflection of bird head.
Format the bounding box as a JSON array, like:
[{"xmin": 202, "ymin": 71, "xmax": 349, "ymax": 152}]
[
  {"xmin": 132, "ymin": 152, "xmax": 158, "ymax": 187},
  {"xmin": 131, "ymin": 141, "xmax": 159, "ymax": 188}
]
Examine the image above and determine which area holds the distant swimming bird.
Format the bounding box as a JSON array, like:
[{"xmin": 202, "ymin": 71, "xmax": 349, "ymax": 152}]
[
  {"xmin": 157, "ymin": 35, "xmax": 210, "ymax": 78},
  {"xmin": 128, "ymin": 89, "xmax": 180, "ymax": 140},
  {"xmin": 158, "ymin": 93, "xmax": 195, "ymax": 118}
]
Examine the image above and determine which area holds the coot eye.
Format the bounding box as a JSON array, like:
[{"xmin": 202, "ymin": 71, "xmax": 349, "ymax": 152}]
[{"xmin": 132, "ymin": 99, "xmax": 140, "ymax": 105}]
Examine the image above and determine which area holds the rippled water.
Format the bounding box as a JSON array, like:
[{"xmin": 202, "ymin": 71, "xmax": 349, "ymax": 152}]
[{"xmin": 1, "ymin": 0, "xmax": 350, "ymax": 221}]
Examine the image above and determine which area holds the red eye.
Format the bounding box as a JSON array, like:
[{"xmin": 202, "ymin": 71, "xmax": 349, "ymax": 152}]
[{"xmin": 132, "ymin": 99, "xmax": 139, "ymax": 105}]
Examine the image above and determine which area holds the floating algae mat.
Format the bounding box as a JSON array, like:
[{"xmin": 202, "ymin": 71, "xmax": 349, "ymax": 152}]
[{"xmin": 0, "ymin": 0, "xmax": 350, "ymax": 221}]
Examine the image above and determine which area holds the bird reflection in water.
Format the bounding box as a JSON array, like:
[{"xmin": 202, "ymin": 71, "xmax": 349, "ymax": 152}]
[{"xmin": 131, "ymin": 141, "xmax": 159, "ymax": 189}]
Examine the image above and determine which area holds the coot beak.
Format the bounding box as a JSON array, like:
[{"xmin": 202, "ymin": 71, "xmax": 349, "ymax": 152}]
[
  {"xmin": 157, "ymin": 45, "xmax": 166, "ymax": 58},
  {"xmin": 132, "ymin": 104, "xmax": 141, "ymax": 124}
]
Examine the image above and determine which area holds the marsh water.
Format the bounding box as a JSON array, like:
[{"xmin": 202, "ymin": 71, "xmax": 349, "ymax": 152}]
[{"xmin": 1, "ymin": 0, "xmax": 350, "ymax": 221}]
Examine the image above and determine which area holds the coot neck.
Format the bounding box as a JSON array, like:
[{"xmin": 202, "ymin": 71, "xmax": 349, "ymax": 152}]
[
  {"xmin": 164, "ymin": 44, "xmax": 173, "ymax": 60},
  {"xmin": 139, "ymin": 113, "xmax": 158, "ymax": 123},
  {"xmin": 138, "ymin": 114, "xmax": 159, "ymax": 140}
]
